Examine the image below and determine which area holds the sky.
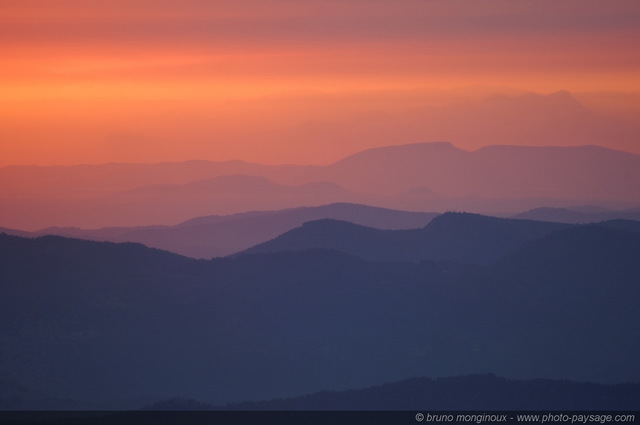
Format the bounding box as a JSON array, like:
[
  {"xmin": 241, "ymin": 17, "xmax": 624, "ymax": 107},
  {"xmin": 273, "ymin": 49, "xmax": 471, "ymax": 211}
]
[{"xmin": 2, "ymin": 0, "xmax": 640, "ymax": 165}]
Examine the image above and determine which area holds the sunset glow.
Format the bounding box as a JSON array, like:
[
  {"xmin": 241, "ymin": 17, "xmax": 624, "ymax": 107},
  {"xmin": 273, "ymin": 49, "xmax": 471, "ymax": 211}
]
[
  {"xmin": 4, "ymin": 2, "xmax": 640, "ymax": 414},
  {"xmin": 2, "ymin": 0, "xmax": 640, "ymax": 165}
]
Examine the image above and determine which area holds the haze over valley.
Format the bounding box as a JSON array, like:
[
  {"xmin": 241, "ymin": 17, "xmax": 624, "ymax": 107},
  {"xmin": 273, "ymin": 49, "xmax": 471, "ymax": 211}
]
[{"xmin": 2, "ymin": 0, "xmax": 640, "ymax": 414}]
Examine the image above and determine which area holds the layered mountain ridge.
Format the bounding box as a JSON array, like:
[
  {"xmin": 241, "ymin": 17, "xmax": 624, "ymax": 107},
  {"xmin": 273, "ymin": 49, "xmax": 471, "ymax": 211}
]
[
  {"xmin": 2, "ymin": 141, "xmax": 639, "ymax": 229},
  {"xmin": 1, "ymin": 212, "xmax": 639, "ymax": 407}
]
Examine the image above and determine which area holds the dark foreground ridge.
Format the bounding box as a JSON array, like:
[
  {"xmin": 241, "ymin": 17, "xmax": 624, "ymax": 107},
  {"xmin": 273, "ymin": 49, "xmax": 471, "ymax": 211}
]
[
  {"xmin": 1, "ymin": 214, "xmax": 640, "ymax": 408},
  {"xmin": 141, "ymin": 374, "xmax": 640, "ymax": 411}
]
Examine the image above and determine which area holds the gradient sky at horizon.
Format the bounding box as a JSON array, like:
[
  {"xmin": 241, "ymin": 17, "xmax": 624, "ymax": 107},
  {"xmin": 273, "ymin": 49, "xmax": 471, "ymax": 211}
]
[{"xmin": 2, "ymin": 0, "xmax": 640, "ymax": 165}]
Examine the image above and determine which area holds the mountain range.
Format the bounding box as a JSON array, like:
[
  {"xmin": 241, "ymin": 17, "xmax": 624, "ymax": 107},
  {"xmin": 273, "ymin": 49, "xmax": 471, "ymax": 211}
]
[
  {"xmin": 1, "ymin": 213, "xmax": 639, "ymax": 408},
  {"xmin": 316, "ymin": 142, "xmax": 640, "ymax": 199},
  {"xmin": 2, "ymin": 139, "xmax": 639, "ymax": 229},
  {"xmin": 238, "ymin": 212, "xmax": 640, "ymax": 263},
  {"xmin": 237, "ymin": 213, "xmax": 572, "ymax": 263},
  {"xmin": 0, "ymin": 203, "xmax": 438, "ymax": 259},
  {"xmin": 3, "ymin": 204, "xmax": 640, "ymax": 260},
  {"xmin": 227, "ymin": 90, "xmax": 640, "ymax": 163}
]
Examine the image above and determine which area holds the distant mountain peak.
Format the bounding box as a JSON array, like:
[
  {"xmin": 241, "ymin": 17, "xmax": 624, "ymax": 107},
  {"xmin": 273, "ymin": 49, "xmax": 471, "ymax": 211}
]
[
  {"xmin": 545, "ymin": 90, "xmax": 585, "ymax": 107},
  {"xmin": 547, "ymin": 89, "xmax": 573, "ymax": 98},
  {"xmin": 333, "ymin": 141, "xmax": 466, "ymax": 166}
]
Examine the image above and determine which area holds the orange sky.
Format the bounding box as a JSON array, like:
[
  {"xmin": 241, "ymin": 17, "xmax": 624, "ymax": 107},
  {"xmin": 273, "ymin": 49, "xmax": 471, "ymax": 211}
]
[{"xmin": 2, "ymin": 0, "xmax": 640, "ymax": 165}]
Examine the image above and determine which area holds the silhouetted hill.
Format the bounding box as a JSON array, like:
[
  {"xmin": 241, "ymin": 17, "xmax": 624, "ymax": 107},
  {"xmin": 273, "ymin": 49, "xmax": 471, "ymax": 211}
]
[
  {"xmin": 228, "ymin": 374, "xmax": 640, "ymax": 411},
  {"xmin": 0, "ymin": 233, "xmax": 197, "ymax": 274},
  {"xmin": 1, "ymin": 224, "xmax": 639, "ymax": 407},
  {"xmin": 237, "ymin": 219, "xmax": 411, "ymax": 260},
  {"xmin": 238, "ymin": 212, "xmax": 571, "ymax": 263},
  {"xmin": 417, "ymin": 212, "xmax": 572, "ymax": 263},
  {"xmin": 120, "ymin": 203, "xmax": 435, "ymax": 258},
  {"xmin": 19, "ymin": 203, "xmax": 437, "ymax": 258}
]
